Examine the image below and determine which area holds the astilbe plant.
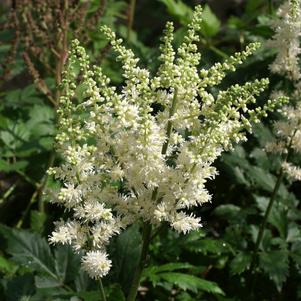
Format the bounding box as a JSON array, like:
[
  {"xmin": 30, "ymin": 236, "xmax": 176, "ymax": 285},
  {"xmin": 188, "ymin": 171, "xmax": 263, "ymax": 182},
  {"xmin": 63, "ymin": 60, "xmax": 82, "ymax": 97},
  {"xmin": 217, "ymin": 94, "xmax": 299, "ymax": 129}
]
[
  {"xmin": 48, "ymin": 6, "xmax": 287, "ymax": 300},
  {"xmin": 266, "ymin": 0, "xmax": 301, "ymax": 180},
  {"xmin": 248, "ymin": 0, "xmax": 301, "ymax": 281}
]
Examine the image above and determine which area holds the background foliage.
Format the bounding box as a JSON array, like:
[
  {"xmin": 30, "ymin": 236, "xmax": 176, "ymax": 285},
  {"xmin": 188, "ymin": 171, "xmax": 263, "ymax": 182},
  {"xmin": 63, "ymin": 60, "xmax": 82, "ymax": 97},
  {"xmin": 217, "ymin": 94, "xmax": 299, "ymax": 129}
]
[{"xmin": 0, "ymin": 0, "xmax": 300, "ymax": 300}]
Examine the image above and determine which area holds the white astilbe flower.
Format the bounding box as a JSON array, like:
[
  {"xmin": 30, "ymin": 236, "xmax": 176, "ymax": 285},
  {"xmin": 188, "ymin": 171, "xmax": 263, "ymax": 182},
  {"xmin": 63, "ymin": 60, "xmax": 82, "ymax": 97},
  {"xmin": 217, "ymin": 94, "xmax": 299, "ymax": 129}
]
[
  {"xmin": 81, "ymin": 251, "xmax": 112, "ymax": 279},
  {"xmin": 49, "ymin": 6, "xmax": 286, "ymax": 279},
  {"xmin": 267, "ymin": 0, "xmax": 301, "ymax": 80},
  {"xmin": 266, "ymin": 104, "xmax": 301, "ymax": 155},
  {"xmin": 267, "ymin": 0, "xmax": 301, "ymax": 184},
  {"xmin": 282, "ymin": 162, "xmax": 301, "ymax": 181},
  {"xmin": 49, "ymin": 220, "xmax": 88, "ymax": 251}
]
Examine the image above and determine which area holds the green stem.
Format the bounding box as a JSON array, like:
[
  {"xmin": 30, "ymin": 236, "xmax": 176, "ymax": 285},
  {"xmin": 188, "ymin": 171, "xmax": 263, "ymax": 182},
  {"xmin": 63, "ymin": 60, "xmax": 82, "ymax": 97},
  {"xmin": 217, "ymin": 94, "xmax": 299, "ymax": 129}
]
[
  {"xmin": 200, "ymin": 38, "xmax": 229, "ymax": 59},
  {"xmin": 250, "ymin": 168, "xmax": 284, "ymax": 270},
  {"xmin": 16, "ymin": 189, "xmax": 39, "ymax": 229},
  {"xmin": 250, "ymin": 130, "xmax": 297, "ymax": 273},
  {"xmin": 268, "ymin": 0, "xmax": 273, "ymax": 14},
  {"xmin": 127, "ymin": 223, "xmax": 152, "ymax": 301},
  {"xmin": 127, "ymin": 0, "xmax": 136, "ymax": 42},
  {"xmin": 99, "ymin": 279, "xmax": 107, "ymax": 301},
  {"xmin": 0, "ymin": 182, "xmax": 18, "ymax": 205}
]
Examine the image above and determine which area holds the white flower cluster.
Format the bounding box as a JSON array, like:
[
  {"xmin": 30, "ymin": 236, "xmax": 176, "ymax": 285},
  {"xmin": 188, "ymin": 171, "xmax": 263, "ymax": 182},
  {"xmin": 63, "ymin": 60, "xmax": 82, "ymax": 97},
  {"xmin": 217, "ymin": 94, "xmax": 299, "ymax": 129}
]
[
  {"xmin": 266, "ymin": 102, "xmax": 301, "ymax": 180},
  {"xmin": 267, "ymin": 0, "xmax": 301, "ymax": 182},
  {"xmin": 267, "ymin": 0, "xmax": 301, "ymax": 80},
  {"xmin": 282, "ymin": 161, "xmax": 301, "ymax": 181},
  {"xmin": 49, "ymin": 6, "xmax": 285, "ymax": 279}
]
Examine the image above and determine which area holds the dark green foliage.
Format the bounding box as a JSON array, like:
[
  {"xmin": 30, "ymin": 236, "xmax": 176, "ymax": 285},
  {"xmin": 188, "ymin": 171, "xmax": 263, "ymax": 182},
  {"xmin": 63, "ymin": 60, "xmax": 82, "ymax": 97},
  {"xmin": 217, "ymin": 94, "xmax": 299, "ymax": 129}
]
[{"xmin": 0, "ymin": 0, "xmax": 300, "ymax": 300}]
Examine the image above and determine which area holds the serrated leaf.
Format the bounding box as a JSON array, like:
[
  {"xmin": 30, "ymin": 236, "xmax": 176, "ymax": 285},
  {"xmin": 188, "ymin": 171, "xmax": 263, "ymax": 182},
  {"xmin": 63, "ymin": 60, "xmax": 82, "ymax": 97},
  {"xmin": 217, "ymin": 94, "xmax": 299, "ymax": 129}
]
[
  {"xmin": 0, "ymin": 159, "xmax": 28, "ymax": 172},
  {"xmin": 34, "ymin": 275, "xmax": 61, "ymax": 289},
  {"xmin": 110, "ymin": 225, "xmax": 142, "ymax": 294},
  {"xmin": 5, "ymin": 273, "xmax": 35, "ymax": 301},
  {"xmin": 74, "ymin": 268, "xmax": 95, "ymax": 292},
  {"xmin": 248, "ymin": 167, "xmax": 276, "ymax": 192},
  {"xmin": 143, "ymin": 263, "xmax": 195, "ymax": 285},
  {"xmin": 0, "ymin": 256, "xmax": 17, "ymax": 274},
  {"xmin": 106, "ymin": 284, "xmax": 126, "ymax": 301},
  {"xmin": 246, "ymin": 0, "xmax": 265, "ymax": 13},
  {"xmin": 185, "ymin": 239, "xmax": 232, "ymax": 255},
  {"xmin": 159, "ymin": 0, "xmax": 193, "ymax": 25},
  {"xmin": 144, "ymin": 262, "xmax": 194, "ymax": 275},
  {"xmin": 54, "ymin": 245, "xmax": 81, "ymax": 284},
  {"xmin": 249, "ymin": 148, "xmax": 270, "ymax": 169},
  {"xmin": 249, "ymin": 225, "xmax": 259, "ymax": 244},
  {"xmin": 230, "ymin": 252, "xmax": 252, "ymax": 275},
  {"xmin": 286, "ymin": 223, "xmax": 301, "ymax": 243},
  {"xmin": 200, "ymin": 5, "xmax": 221, "ymax": 37},
  {"xmin": 159, "ymin": 272, "xmax": 224, "ymax": 295},
  {"xmin": 0, "ymin": 225, "xmax": 56, "ymax": 279},
  {"xmin": 27, "ymin": 105, "xmax": 54, "ymax": 125},
  {"xmin": 259, "ymin": 250, "xmax": 289, "ymax": 291},
  {"xmin": 253, "ymin": 123, "xmax": 274, "ymax": 148},
  {"xmin": 254, "ymin": 196, "xmax": 287, "ymax": 239},
  {"xmin": 213, "ymin": 205, "xmax": 241, "ymax": 220},
  {"xmin": 0, "ymin": 121, "xmax": 30, "ymax": 150},
  {"xmin": 75, "ymin": 291, "xmax": 100, "ymax": 301}
]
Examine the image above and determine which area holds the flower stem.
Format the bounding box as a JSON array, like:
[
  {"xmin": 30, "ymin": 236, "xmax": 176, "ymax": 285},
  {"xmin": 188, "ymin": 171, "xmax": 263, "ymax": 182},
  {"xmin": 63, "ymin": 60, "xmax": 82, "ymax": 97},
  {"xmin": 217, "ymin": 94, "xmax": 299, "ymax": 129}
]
[
  {"xmin": 127, "ymin": 0, "xmax": 136, "ymax": 42},
  {"xmin": 268, "ymin": 0, "xmax": 273, "ymax": 14},
  {"xmin": 249, "ymin": 130, "xmax": 296, "ymax": 275},
  {"xmin": 250, "ymin": 168, "xmax": 284, "ymax": 271},
  {"xmin": 99, "ymin": 279, "xmax": 107, "ymax": 301},
  {"xmin": 126, "ymin": 223, "xmax": 152, "ymax": 301}
]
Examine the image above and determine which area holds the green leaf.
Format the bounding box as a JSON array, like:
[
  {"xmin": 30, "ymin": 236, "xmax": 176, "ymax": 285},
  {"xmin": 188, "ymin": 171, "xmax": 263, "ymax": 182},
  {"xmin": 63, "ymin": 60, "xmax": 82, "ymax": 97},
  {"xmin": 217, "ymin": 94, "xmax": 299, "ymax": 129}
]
[
  {"xmin": 249, "ymin": 148, "xmax": 270, "ymax": 169},
  {"xmin": 0, "ymin": 121, "xmax": 30, "ymax": 150},
  {"xmin": 185, "ymin": 239, "xmax": 232, "ymax": 255},
  {"xmin": 286, "ymin": 223, "xmax": 301, "ymax": 243},
  {"xmin": 75, "ymin": 291, "xmax": 100, "ymax": 301},
  {"xmin": 106, "ymin": 284, "xmax": 126, "ymax": 301},
  {"xmin": 159, "ymin": 0, "xmax": 193, "ymax": 25},
  {"xmin": 0, "ymin": 225, "xmax": 56, "ymax": 279},
  {"xmin": 0, "ymin": 256, "xmax": 17, "ymax": 274},
  {"xmin": 26, "ymin": 104, "xmax": 55, "ymax": 138},
  {"xmin": 144, "ymin": 262, "xmax": 194, "ymax": 275},
  {"xmin": 253, "ymin": 123, "xmax": 274, "ymax": 148},
  {"xmin": 5, "ymin": 273, "xmax": 35, "ymax": 301},
  {"xmin": 110, "ymin": 225, "xmax": 142, "ymax": 294},
  {"xmin": 289, "ymin": 240, "xmax": 301, "ymax": 269},
  {"xmin": 159, "ymin": 272, "xmax": 224, "ymax": 295},
  {"xmin": 254, "ymin": 196, "xmax": 288, "ymax": 239},
  {"xmin": 143, "ymin": 263, "xmax": 195, "ymax": 285},
  {"xmin": 259, "ymin": 250, "xmax": 289, "ymax": 291},
  {"xmin": 74, "ymin": 268, "xmax": 95, "ymax": 292},
  {"xmin": 246, "ymin": 0, "xmax": 265, "ymax": 13},
  {"xmin": 230, "ymin": 252, "xmax": 252, "ymax": 275},
  {"xmin": 213, "ymin": 205, "xmax": 241, "ymax": 220},
  {"xmin": 34, "ymin": 275, "xmax": 62, "ymax": 289},
  {"xmin": 200, "ymin": 5, "xmax": 221, "ymax": 37},
  {"xmin": 54, "ymin": 245, "xmax": 81, "ymax": 284},
  {"xmin": 27, "ymin": 104, "xmax": 54, "ymax": 125},
  {"xmin": 247, "ymin": 167, "xmax": 276, "ymax": 192},
  {"xmin": 0, "ymin": 159, "xmax": 28, "ymax": 172}
]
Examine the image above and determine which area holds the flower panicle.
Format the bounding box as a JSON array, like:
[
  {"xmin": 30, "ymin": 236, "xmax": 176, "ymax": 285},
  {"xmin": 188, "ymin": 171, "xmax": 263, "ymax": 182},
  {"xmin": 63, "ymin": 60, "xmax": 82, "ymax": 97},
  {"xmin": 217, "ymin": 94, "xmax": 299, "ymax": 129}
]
[{"xmin": 49, "ymin": 5, "xmax": 282, "ymax": 279}]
